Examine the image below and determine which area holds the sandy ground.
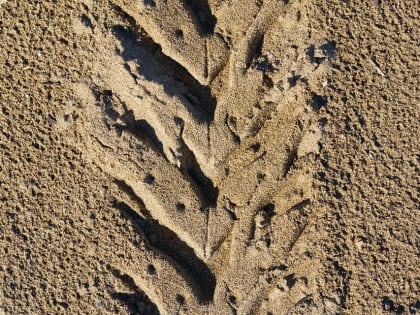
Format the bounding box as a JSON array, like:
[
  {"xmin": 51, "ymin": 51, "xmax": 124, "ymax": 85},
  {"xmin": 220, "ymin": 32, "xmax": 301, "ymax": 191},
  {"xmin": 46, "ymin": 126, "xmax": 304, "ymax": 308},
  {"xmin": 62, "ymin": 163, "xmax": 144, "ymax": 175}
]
[{"xmin": 0, "ymin": 0, "xmax": 418, "ymax": 314}]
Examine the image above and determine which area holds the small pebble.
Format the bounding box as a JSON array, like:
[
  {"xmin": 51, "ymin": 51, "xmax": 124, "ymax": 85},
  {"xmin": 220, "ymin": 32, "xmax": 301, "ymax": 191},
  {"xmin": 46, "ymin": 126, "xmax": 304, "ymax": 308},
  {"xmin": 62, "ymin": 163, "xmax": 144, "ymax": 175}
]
[{"xmin": 94, "ymin": 300, "xmax": 102, "ymax": 308}]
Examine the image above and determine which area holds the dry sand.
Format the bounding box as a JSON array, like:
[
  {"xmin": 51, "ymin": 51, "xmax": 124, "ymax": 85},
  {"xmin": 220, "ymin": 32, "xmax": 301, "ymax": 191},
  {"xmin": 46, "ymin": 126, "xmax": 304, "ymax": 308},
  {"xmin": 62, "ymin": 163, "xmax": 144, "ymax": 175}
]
[{"xmin": 0, "ymin": 0, "xmax": 418, "ymax": 314}]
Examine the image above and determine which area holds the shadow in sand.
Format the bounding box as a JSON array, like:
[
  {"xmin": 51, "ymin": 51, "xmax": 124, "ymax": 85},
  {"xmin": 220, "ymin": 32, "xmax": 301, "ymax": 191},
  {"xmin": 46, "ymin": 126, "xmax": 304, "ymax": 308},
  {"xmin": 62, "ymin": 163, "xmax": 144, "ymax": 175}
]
[
  {"xmin": 182, "ymin": 0, "xmax": 217, "ymax": 35},
  {"xmin": 113, "ymin": 197, "xmax": 217, "ymax": 304},
  {"xmin": 110, "ymin": 268, "xmax": 161, "ymax": 315},
  {"xmin": 112, "ymin": 24, "xmax": 216, "ymax": 124}
]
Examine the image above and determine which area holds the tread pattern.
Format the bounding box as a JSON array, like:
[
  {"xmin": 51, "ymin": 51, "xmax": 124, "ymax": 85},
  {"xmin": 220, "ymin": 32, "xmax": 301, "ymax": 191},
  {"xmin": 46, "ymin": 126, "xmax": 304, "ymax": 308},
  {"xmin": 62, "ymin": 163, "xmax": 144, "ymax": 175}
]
[{"xmin": 72, "ymin": 0, "xmax": 327, "ymax": 313}]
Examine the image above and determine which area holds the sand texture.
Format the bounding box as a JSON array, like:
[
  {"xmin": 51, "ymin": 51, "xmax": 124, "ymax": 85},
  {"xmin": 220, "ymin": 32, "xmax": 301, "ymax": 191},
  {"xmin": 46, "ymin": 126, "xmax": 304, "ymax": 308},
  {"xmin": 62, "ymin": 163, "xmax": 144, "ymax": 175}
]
[{"xmin": 0, "ymin": 0, "xmax": 418, "ymax": 314}]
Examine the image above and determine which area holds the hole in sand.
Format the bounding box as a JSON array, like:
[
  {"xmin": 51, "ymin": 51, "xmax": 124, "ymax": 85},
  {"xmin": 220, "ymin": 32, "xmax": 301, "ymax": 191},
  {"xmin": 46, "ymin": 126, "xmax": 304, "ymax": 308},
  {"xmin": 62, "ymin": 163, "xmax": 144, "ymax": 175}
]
[
  {"xmin": 176, "ymin": 202, "xmax": 186, "ymax": 212},
  {"xmin": 147, "ymin": 264, "xmax": 156, "ymax": 275},
  {"xmin": 143, "ymin": 0, "xmax": 156, "ymax": 8},
  {"xmin": 144, "ymin": 174, "xmax": 155, "ymax": 185},
  {"xmin": 175, "ymin": 29, "xmax": 184, "ymax": 39},
  {"xmin": 312, "ymin": 94, "xmax": 328, "ymax": 111},
  {"xmin": 176, "ymin": 294, "xmax": 185, "ymax": 305},
  {"xmin": 250, "ymin": 142, "xmax": 261, "ymax": 152}
]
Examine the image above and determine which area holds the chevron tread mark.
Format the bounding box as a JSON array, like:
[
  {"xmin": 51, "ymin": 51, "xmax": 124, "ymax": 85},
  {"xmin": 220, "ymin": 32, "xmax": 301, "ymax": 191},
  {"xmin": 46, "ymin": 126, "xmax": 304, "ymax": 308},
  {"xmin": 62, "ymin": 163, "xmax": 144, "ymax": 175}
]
[{"xmin": 72, "ymin": 0, "xmax": 328, "ymax": 313}]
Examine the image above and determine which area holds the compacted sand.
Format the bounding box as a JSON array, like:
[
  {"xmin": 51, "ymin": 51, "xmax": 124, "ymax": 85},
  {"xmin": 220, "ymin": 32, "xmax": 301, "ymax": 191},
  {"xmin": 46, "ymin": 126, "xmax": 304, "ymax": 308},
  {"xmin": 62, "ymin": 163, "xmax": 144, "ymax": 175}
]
[{"xmin": 0, "ymin": 0, "xmax": 418, "ymax": 314}]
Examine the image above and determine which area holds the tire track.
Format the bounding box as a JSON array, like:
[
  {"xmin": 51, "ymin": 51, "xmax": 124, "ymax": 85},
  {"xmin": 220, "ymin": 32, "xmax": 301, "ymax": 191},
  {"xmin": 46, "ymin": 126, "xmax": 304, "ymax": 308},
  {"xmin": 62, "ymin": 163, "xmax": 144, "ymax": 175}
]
[{"xmin": 72, "ymin": 0, "xmax": 327, "ymax": 313}]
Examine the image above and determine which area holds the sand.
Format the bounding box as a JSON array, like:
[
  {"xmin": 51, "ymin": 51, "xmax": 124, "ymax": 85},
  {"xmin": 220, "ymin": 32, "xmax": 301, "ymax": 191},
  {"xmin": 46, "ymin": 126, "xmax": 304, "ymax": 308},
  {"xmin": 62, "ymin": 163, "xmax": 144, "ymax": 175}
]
[{"xmin": 0, "ymin": 0, "xmax": 418, "ymax": 314}]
